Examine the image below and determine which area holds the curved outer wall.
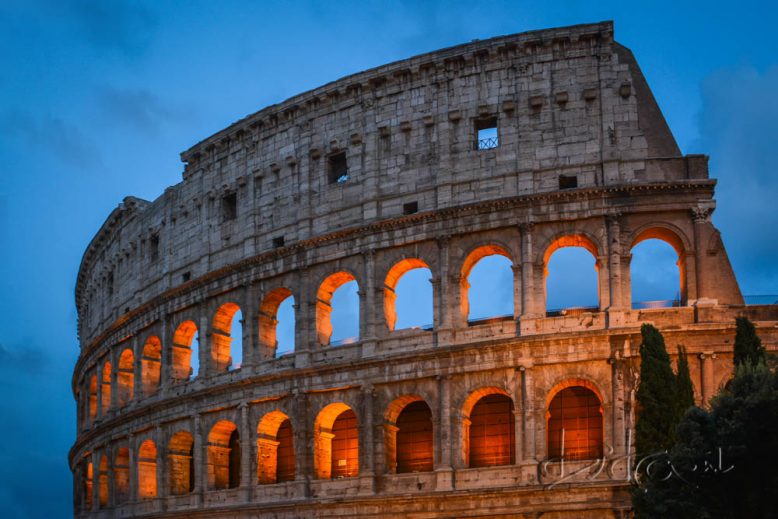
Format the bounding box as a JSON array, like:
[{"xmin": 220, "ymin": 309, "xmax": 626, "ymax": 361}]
[{"xmin": 70, "ymin": 21, "xmax": 776, "ymax": 518}]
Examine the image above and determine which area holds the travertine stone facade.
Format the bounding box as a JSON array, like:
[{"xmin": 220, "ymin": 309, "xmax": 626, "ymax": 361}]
[{"xmin": 70, "ymin": 21, "xmax": 777, "ymax": 518}]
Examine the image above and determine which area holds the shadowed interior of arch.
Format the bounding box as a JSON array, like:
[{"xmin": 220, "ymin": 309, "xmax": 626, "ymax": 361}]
[
  {"xmin": 137, "ymin": 439, "xmax": 157, "ymax": 498},
  {"xmin": 392, "ymin": 266, "xmax": 433, "ymax": 330},
  {"xmin": 212, "ymin": 303, "xmax": 243, "ymax": 371},
  {"xmin": 631, "ymin": 238, "xmax": 682, "ymax": 308},
  {"xmin": 545, "ymin": 247, "xmax": 599, "ymax": 313},
  {"xmin": 168, "ymin": 431, "xmax": 195, "ymax": 495},
  {"xmin": 467, "ymin": 254, "xmax": 513, "ymax": 321},
  {"xmin": 547, "ymin": 386, "xmax": 603, "ymax": 460}
]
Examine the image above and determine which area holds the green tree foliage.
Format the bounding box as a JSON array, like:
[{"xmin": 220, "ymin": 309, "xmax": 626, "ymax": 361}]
[
  {"xmin": 675, "ymin": 345, "xmax": 695, "ymax": 421},
  {"xmin": 633, "ymin": 363, "xmax": 778, "ymax": 518},
  {"xmin": 733, "ymin": 316, "xmax": 766, "ymax": 368},
  {"xmin": 635, "ymin": 324, "xmax": 679, "ymax": 460}
]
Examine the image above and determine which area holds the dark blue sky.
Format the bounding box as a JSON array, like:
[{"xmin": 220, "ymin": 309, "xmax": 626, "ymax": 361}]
[{"xmin": 0, "ymin": 1, "xmax": 776, "ymax": 517}]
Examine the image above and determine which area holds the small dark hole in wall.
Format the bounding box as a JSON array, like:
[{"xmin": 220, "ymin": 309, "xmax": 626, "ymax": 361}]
[
  {"xmin": 328, "ymin": 152, "xmax": 349, "ymax": 183},
  {"xmin": 222, "ymin": 192, "xmax": 237, "ymax": 221},
  {"xmin": 273, "ymin": 236, "xmax": 285, "ymax": 248},
  {"xmin": 403, "ymin": 201, "xmax": 419, "ymax": 215},
  {"xmin": 182, "ymin": 271, "xmax": 191, "ymax": 283},
  {"xmin": 559, "ymin": 175, "xmax": 578, "ymax": 190},
  {"xmin": 150, "ymin": 234, "xmax": 160, "ymax": 261}
]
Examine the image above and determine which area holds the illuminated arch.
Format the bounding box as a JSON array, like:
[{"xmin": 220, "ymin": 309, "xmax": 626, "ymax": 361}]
[
  {"xmin": 82, "ymin": 458, "xmax": 93, "ymax": 511},
  {"xmin": 207, "ymin": 420, "xmax": 240, "ymax": 490},
  {"xmin": 212, "ymin": 302, "xmax": 242, "ymax": 372},
  {"xmin": 257, "ymin": 410, "xmax": 295, "ymax": 484},
  {"xmin": 383, "ymin": 395, "xmax": 433, "ymax": 474},
  {"xmin": 168, "ymin": 431, "xmax": 195, "ymax": 495},
  {"xmin": 542, "ymin": 233, "xmax": 601, "ymax": 312},
  {"xmin": 316, "ymin": 272, "xmax": 359, "ymax": 345},
  {"xmin": 630, "ymin": 225, "xmax": 689, "ymax": 305},
  {"xmin": 114, "ymin": 445, "xmax": 130, "ymax": 504},
  {"xmin": 259, "ymin": 287, "xmax": 295, "ymax": 357},
  {"xmin": 117, "ymin": 348, "xmax": 134, "ymax": 407},
  {"xmin": 314, "ymin": 403, "xmax": 358, "ymax": 479},
  {"xmin": 172, "ymin": 320, "xmax": 198, "ymax": 381},
  {"xmin": 100, "ymin": 362, "xmax": 111, "ymax": 414},
  {"xmin": 546, "ymin": 380, "xmax": 604, "ymax": 461},
  {"xmin": 461, "ymin": 387, "xmax": 515, "ymax": 468},
  {"xmin": 98, "ymin": 455, "xmax": 108, "ymax": 507},
  {"xmin": 137, "ymin": 439, "xmax": 157, "ymax": 498},
  {"xmin": 140, "ymin": 336, "xmax": 161, "ymax": 397},
  {"xmin": 460, "ymin": 244, "xmax": 514, "ymax": 322},
  {"xmin": 383, "ymin": 258, "xmax": 432, "ymax": 331},
  {"xmin": 88, "ymin": 374, "xmax": 97, "ymax": 423}
]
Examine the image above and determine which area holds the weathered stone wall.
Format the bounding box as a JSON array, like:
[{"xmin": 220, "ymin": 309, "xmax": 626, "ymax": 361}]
[{"xmin": 70, "ymin": 21, "xmax": 776, "ymax": 518}]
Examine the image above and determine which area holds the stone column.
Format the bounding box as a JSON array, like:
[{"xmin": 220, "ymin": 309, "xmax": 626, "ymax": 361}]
[
  {"xmin": 610, "ymin": 352, "xmax": 626, "ymax": 458},
  {"xmin": 512, "ymin": 264, "xmax": 523, "ymax": 318},
  {"xmin": 91, "ymin": 450, "xmax": 100, "ymax": 511},
  {"xmin": 160, "ymin": 316, "xmax": 171, "ymax": 392},
  {"xmin": 155, "ymin": 426, "xmax": 165, "ymax": 500},
  {"xmin": 435, "ymin": 375, "xmax": 454, "ymax": 490},
  {"xmin": 699, "ymin": 352, "xmax": 716, "ymax": 407},
  {"xmin": 597, "ymin": 255, "xmax": 611, "ymax": 310},
  {"xmin": 359, "ymin": 384, "xmax": 376, "ymax": 494},
  {"xmin": 128, "ymin": 433, "xmax": 137, "ymax": 502},
  {"xmin": 606, "ymin": 214, "xmax": 624, "ymax": 310},
  {"xmin": 241, "ymin": 285, "xmax": 258, "ymax": 367},
  {"xmin": 110, "ymin": 348, "xmax": 119, "ymax": 410},
  {"xmin": 691, "ymin": 205, "xmax": 714, "ymax": 302},
  {"xmin": 198, "ymin": 306, "xmax": 210, "ymax": 378},
  {"xmin": 192, "ymin": 414, "xmax": 204, "ymax": 503},
  {"xmin": 520, "ymin": 366, "xmax": 537, "ymax": 462},
  {"xmin": 239, "ymin": 402, "xmax": 252, "ymax": 501},
  {"xmin": 292, "ymin": 390, "xmax": 311, "ymax": 497},
  {"xmin": 362, "ymin": 249, "xmax": 378, "ymax": 341},
  {"xmin": 436, "ymin": 236, "xmax": 455, "ymax": 336},
  {"xmin": 519, "ymin": 224, "xmax": 539, "ymax": 324},
  {"xmin": 107, "ymin": 446, "xmax": 116, "ymax": 508},
  {"xmin": 132, "ymin": 336, "xmax": 142, "ymax": 403}
]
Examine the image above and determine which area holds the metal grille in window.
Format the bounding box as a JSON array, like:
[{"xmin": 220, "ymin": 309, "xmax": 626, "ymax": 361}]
[{"xmin": 475, "ymin": 117, "xmax": 499, "ymax": 150}]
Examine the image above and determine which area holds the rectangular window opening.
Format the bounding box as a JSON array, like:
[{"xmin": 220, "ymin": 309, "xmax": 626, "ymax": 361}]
[
  {"xmin": 559, "ymin": 175, "xmax": 578, "ymax": 190},
  {"xmin": 403, "ymin": 201, "xmax": 419, "ymax": 215},
  {"xmin": 222, "ymin": 193, "xmax": 237, "ymax": 221},
  {"xmin": 328, "ymin": 152, "xmax": 349, "ymax": 184},
  {"xmin": 475, "ymin": 117, "xmax": 499, "ymax": 150},
  {"xmin": 149, "ymin": 234, "xmax": 160, "ymax": 262},
  {"xmin": 272, "ymin": 236, "xmax": 285, "ymax": 248},
  {"xmin": 182, "ymin": 271, "xmax": 191, "ymax": 283}
]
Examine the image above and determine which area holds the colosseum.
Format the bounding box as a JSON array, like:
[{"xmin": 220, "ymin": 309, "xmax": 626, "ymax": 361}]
[{"xmin": 70, "ymin": 21, "xmax": 777, "ymax": 518}]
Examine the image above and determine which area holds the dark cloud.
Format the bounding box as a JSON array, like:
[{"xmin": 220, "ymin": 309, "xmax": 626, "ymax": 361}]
[
  {"xmin": 694, "ymin": 66, "xmax": 778, "ymax": 294},
  {"xmin": 0, "ymin": 110, "xmax": 99, "ymax": 169},
  {"xmin": 95, "ymin": 86, "xmax": 191, "ymax": 133}
]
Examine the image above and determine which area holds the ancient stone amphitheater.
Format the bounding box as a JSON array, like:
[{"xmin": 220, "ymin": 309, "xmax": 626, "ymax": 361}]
[{"xmin": 70, "ymin": 21, "xmax": 777, "ymax": 518}]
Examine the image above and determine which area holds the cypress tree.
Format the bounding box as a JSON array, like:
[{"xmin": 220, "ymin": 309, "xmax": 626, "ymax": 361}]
[
  {"xmin": 635, "ymin": 323, "xmax": 678, "ymax": 460},
  {"xmin": 733, "ymin": 317, "xmax": 766, "ymax": 368},
  {"xmin": 675, "ymin": 345, "xmax": 695, "ymax": 421}
]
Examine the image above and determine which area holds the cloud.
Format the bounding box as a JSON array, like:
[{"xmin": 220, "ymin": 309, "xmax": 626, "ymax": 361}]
[
  {"xmin": 0, "ymin": 110, "xmax": 99, "ymax": 169},
  {"xmin": 694, "ymin": 65, "xmax": 778, "ymax": 294},
  {"xmin": 95, "ymin": 86, "xmax": 190, "ymax": 134}
]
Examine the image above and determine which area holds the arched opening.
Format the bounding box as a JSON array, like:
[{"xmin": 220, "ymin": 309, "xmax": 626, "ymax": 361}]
[
  {"xmin": 384, "ymin": 259, "xmax": 433, "ymax": 331},
  {"xmin": 212, "ymin": 303, "xmax": 242, "ymax": 372},
  {"xmin": 547, "ymin": 385, "xmax": 603, "ymax": 461},
  {"xmin": 98, "ymin": 455, "xmax": 108, "ymax": 507},
  {"xmin": 141, "ymin": 336, "xmax": 161, "ymax": 397},
  {"xmin": 172, "ymin": 320, "xmax": 198, "ymax": 381},
  {"xmin": 259, "ymin": 288, "xmax": 296, "ymax": 357},
  {"xmin": 314, "ymin": 403, "xmax": 359, "ymax": 479},
  {"xmin": 630, "ymin": 228, "xmax": 685, "ymax": 308},
  {"xmin": 395, "ymin": 400, "xmax": 433, "ymax": 473},
  {"xmin": 544, "ymin": 235, "xmax": 600, "ymax": 315},
  {"xmin": 117, "ymin": 348, "xmax": 134, "ymax": 407},
  {"xmin": 101, "ymin": 362, "xmax": 111, "ymax": 414},
  {"xmin": 168, "ymin": 431, "xmax": 194, "ymax": 495},
  {"xmin": 462, "ymin": 245, "xmax": 514, "ymax": 323},
  {"xmin": 464, "ymin": 389, "xmax": 515, "ymax": 468},
  {"xmin": 83, "ymin": 459, "xmax": 93, "ymax": 511},
  {"xmin": 257, "ymin": 411, "xmax": 295, "ymax": 484},
  {"xmin": 88, "ymin": 374, "xmax": 98, "ymax": 423},
  {"xmin": 137, "ymin": 439, "xmax": 157, "ymax": 499},
  {"xmin": 316, "ymin": 272, "xmax": 359, "ymax": 346},
  {"xmin": 207, "ymin": 420, "xmax": 240, "ymax": 490},
  {"xmin": 114, "ymin": 446, "xmax": 129, "ymax": 504}
]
